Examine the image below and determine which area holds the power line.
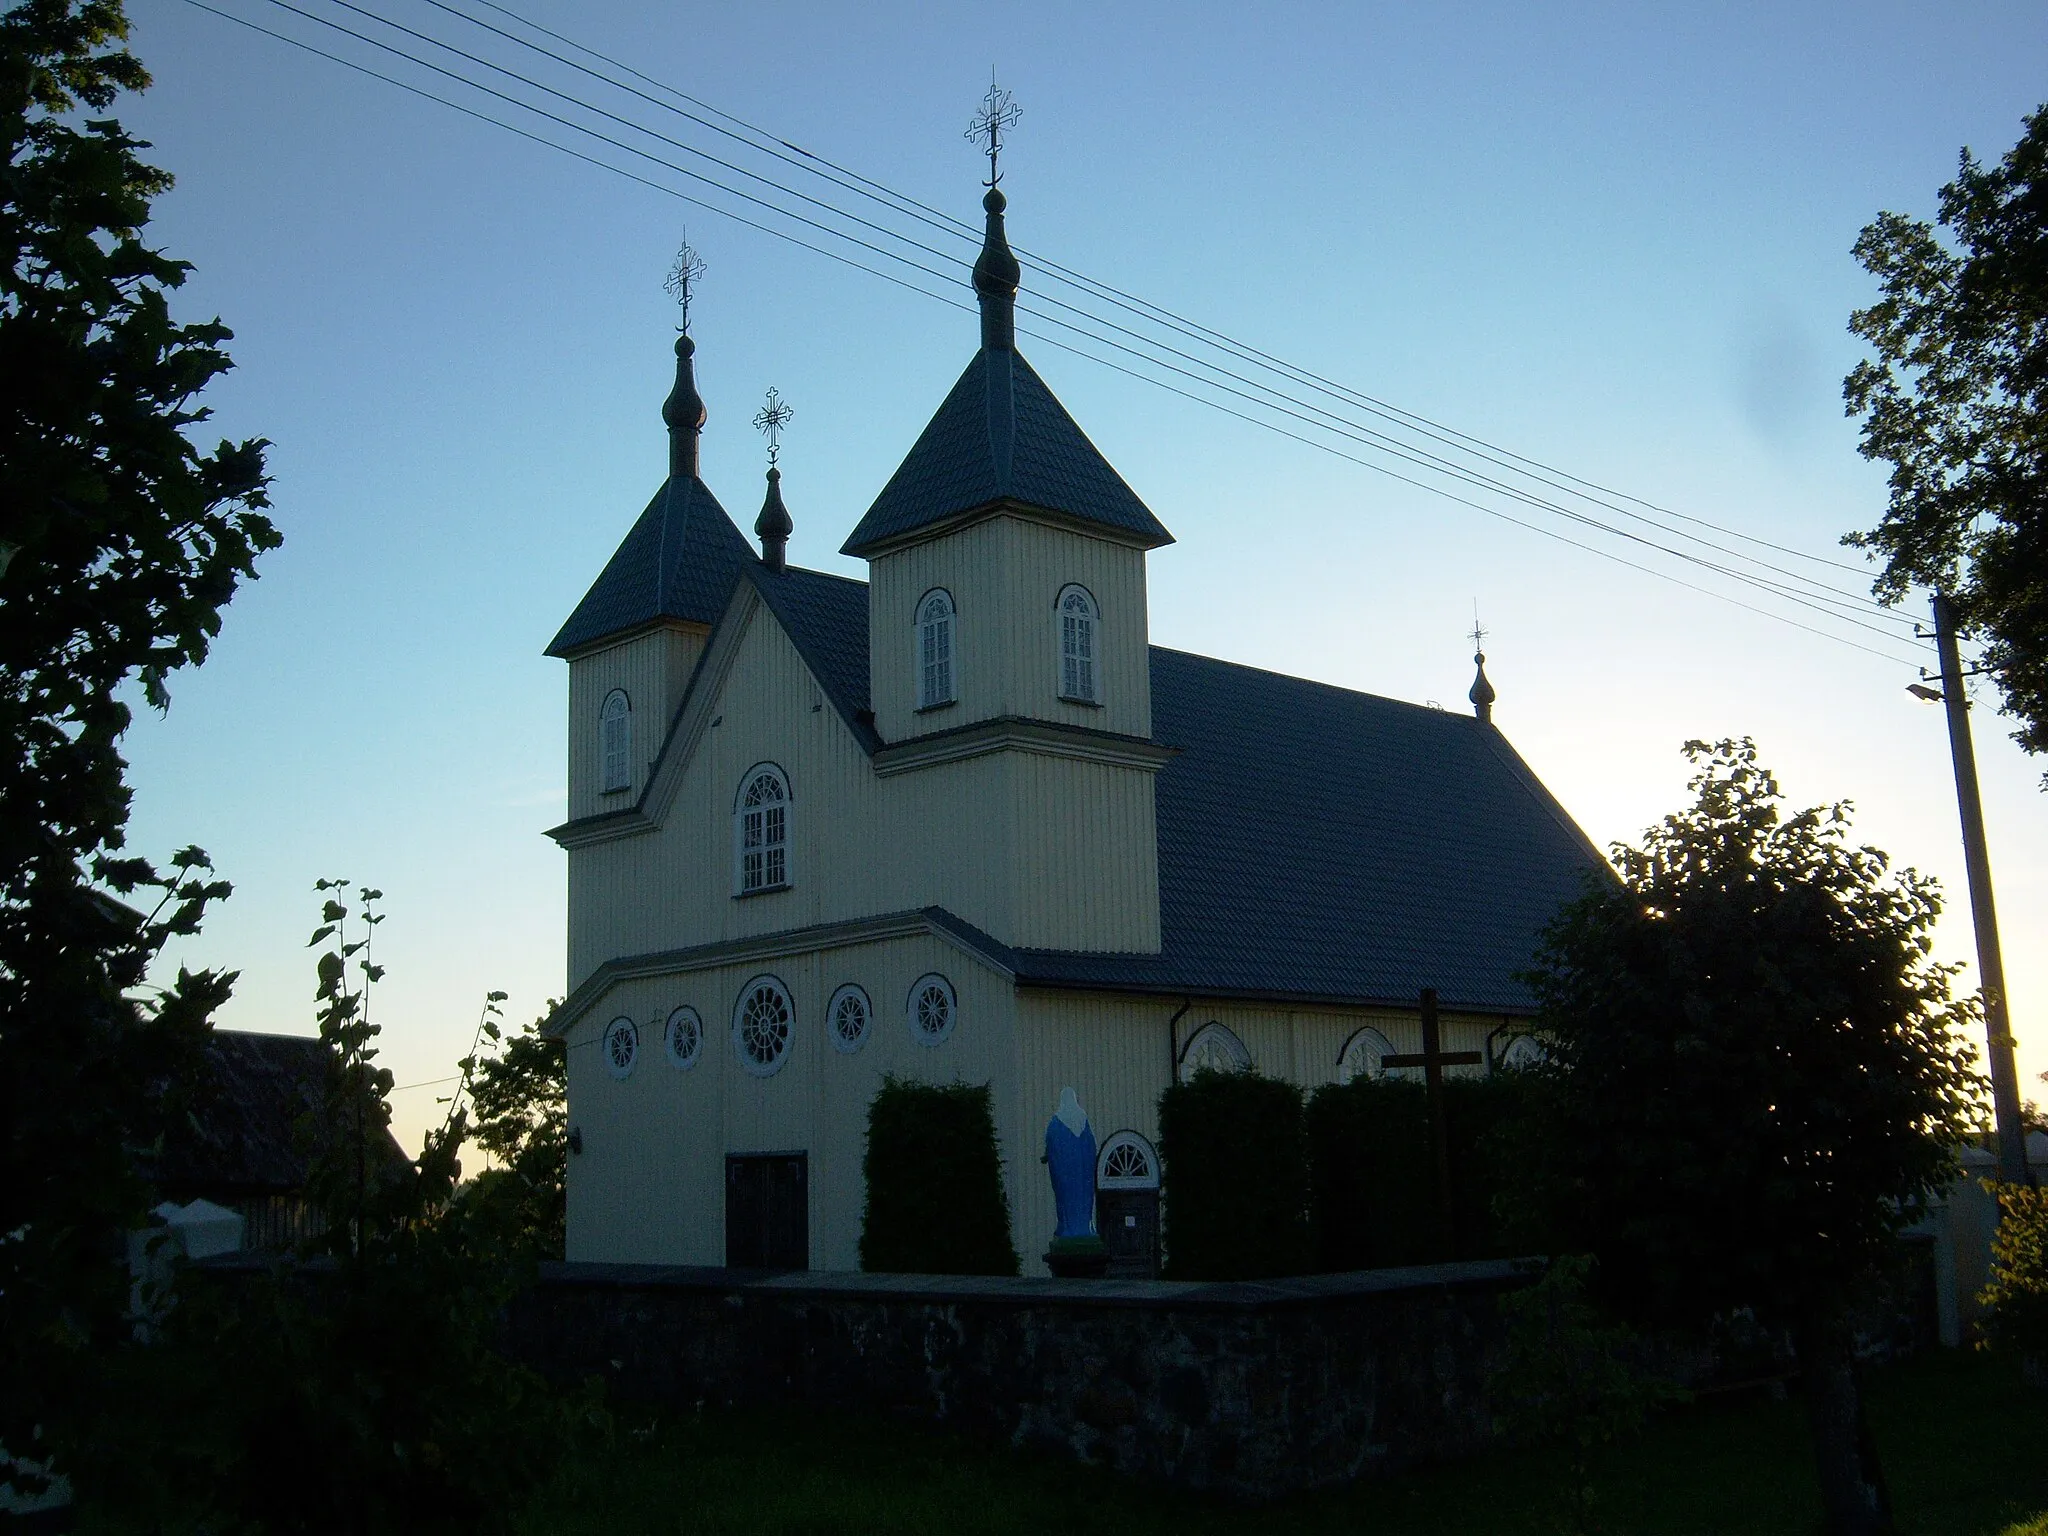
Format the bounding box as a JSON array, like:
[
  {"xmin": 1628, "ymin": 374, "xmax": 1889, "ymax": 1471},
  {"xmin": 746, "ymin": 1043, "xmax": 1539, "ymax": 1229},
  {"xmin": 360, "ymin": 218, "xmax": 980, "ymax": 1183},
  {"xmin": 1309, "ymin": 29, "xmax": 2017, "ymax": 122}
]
[{"xmin": 181, "ymin": 0, "xmax": 1926, "ymax": 664}]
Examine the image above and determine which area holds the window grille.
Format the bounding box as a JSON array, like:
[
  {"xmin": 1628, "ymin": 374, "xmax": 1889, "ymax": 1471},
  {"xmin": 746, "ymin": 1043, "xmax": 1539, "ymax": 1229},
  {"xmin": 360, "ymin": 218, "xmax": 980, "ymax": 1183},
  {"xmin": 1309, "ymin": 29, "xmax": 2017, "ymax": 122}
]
[
  {"xmin": 1178, "ymin": 1021, "xmax": 1250, "ymax": 1083},
  {"xmin": 917, "ymin": 590, "xmax": 956, "ymax": 708},
  {"xmin": 732, "ymin": 976, "xmax": 794, "ymax": 1076},
  {"xmin": 1337, "ymin": 1027, "xmax": 1403, "ymax": 1084},
  {"xmin": 602, "ymin": 1015, "xmax": 639, "ymax": 1079},
  {"xmin": 600, "ymin": 690, "xmax": 631, "ymax": 793},
  {"xmin": 906, "ymin": 973, "xmax": 956, "ymax": 1046},
  {"xmin": 664, "ymin": 1005, "xmax": 703, "ymax": 1070},
  {"xmin": 826, "ymin": 984, "xmax": 871, "ymax": 1054},
  {"xmin": 735, "ymin": 766, "xmax": 790, "ymax": 893},
  {"xmin": 1097, "ymin": 1132, "xmax": 1159, "ymax": 1189},
  {"xmin": 1058, "ymin": 585, "xmax": 1098, "ymax": 702}
]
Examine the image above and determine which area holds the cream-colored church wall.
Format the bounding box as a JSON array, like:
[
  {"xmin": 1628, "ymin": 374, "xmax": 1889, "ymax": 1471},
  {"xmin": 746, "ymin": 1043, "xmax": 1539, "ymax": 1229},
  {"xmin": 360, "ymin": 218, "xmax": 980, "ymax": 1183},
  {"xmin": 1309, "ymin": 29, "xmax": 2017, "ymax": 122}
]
[
  {"xmin": 564, "ymin": 624, "xmax": 707, "ymax": 821},
  {"xmin": 1012, "ymin": 991, "xmax": 1506, "ymax": 1271},
  {"xmin": 868, "ymin": 514, "xmax": 1152, "ymax": 742},
  {"xmin": 563, "ymin": 931, "xmax": 1022, "ymax": 1272},
  {"xmin": 565, "ymin": 601, "xmax": 1159, "ymax": 988}
]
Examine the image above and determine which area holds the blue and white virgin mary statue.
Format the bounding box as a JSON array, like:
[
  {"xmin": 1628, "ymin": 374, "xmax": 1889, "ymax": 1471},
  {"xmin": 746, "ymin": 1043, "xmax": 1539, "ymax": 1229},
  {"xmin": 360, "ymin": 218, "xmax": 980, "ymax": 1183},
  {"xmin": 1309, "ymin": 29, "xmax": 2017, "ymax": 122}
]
[{"xmin": 1044, "ymin": 1087, "xmax": 1097, "ymax": 1240}]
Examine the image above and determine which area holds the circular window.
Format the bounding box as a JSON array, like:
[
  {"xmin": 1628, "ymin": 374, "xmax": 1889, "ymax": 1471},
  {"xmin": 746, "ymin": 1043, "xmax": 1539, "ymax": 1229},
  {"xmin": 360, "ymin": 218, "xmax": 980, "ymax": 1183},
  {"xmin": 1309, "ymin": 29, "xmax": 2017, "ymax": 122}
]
[
  {"xmin": 602, "ymin": 1015, "xmax": 639, "ymax": 1079},
  {"xmin": 732, "ymin": 976, "xmax": 794, "ymax": 1077},
  {"xmin": 906, "ymin": 973, "xmax": 956, "ymax": 1046},
  {"xmin": 826, "ymin": 984, "xmax": 871, "ymax": 1055},
  {"xmin": 664, "ymin": 1005, "xmax": 703, "ymax": 1070}
]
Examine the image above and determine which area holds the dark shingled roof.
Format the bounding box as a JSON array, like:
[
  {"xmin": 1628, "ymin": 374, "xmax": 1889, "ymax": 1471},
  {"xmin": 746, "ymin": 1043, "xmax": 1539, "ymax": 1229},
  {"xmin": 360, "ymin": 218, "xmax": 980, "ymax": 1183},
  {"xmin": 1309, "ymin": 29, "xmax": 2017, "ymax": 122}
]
[
  {"xmin": 840, "ymin": 348, "xmax": 1174, "ymax": 556},
  {"xmin": 547, "ymin": 476, "xmax": 756, "ymax": 657},
  {"xmin": 744, "ymin": 581, "xmax": 1603, "ymax": 1014},
  {"xmin": 154, "ymin": 1031, "xmax": 409, "ymax": 1199}
]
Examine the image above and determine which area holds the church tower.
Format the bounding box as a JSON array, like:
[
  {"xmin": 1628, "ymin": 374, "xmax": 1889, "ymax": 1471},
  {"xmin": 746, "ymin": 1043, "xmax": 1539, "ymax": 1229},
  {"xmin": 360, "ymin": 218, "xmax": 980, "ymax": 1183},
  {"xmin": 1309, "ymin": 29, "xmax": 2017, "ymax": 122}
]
[
  {"xmin": 546, "ymin": 262, "xmax": 754, "ymax": 823},
  {"xmin": 841, "ymin": 165, "xmax": 1175, "ymax": 953}
]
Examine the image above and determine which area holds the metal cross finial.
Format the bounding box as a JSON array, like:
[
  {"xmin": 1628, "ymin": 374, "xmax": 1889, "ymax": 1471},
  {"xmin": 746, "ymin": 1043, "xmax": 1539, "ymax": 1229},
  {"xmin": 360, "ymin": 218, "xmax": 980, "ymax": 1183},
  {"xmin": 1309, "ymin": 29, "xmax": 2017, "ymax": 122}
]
[
  {"xmin": 964, "ymin": 72, "xmax": 1021, "ymax": 186},
  {"xmin": 1469, "ymin": 608, "xmax": 1488, "ymax": 654},
  {"xmin": 753, "ymin": 386, "xmax": 793, "ymax": 467},
  {"xmin": 663, "ymin": 235, "xmax": 707, "ymax": 331}
]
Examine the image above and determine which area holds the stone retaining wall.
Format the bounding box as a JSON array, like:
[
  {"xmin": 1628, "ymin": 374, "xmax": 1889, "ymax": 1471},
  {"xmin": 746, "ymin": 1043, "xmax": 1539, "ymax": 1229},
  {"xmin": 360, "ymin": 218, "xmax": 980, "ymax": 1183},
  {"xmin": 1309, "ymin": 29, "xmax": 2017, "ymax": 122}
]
[{"xmin": 504, "ymin": 1259, "xmax": 1536, "ymax": 1499}]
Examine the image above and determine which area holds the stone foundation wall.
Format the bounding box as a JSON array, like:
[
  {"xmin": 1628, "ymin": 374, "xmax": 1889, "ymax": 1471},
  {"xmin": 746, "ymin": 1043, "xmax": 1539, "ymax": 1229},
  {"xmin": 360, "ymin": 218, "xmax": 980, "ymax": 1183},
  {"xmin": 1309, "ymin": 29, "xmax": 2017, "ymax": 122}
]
[{"xmin": 504, "ymin": 1259, "xmax": 1535, "ymax": 1499}]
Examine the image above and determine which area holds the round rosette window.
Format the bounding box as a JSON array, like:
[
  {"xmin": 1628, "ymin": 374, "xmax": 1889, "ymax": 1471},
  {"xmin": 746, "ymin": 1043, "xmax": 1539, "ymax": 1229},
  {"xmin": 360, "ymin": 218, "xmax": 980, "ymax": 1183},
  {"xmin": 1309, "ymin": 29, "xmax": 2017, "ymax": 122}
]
[
  {"xmin": 602, "ymin": 1015, "xmax": 639, "ymax": 1079},
  {"xmin": 663, "ymin": 1005, "xmax": 703, "ymax": 1070},
  {"xmin": 732, "ymin": 975, "xmax": 794, "ymax": 1077},
  {"xmin": 826, "ymin": 983, "xmax": 871, "ymax": 1055},
  {"xmin": 906, "ymin": 973, "xmax": 957, "ymax": 1047}
]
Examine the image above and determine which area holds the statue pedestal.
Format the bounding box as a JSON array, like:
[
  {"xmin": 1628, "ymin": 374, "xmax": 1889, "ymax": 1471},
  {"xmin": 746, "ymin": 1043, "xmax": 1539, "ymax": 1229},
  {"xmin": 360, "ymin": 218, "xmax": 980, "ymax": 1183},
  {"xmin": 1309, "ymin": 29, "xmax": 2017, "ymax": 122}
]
[{"xmin": 1044, "ymin": 1237, "xmax": 1109, "ymax": 1279}]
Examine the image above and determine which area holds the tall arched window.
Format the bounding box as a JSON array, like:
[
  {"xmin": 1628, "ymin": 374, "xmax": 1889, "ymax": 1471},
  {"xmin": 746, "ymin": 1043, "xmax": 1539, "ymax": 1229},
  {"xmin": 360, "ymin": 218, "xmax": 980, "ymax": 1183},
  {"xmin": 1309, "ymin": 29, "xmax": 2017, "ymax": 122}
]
[
  {"xmin": 1337, "ymin": 1027, "xmax": 1401, "ymax": 1085},
  {"xmin": 916, "ymin": 589, "xmax": 956, "ymax": 709},
  {"xmin": 1057, "ymin": 584, "xmax": 1099, "ymax": 703},
  {"xmin": 599, "ymin": 689, "xmax": 631, "ymax": 794},
  {"xmin": 1178, "ymin": 1021, "xmax": 1251, "ymax": 1083},
  {"xmin": 733, "ymin": 764, "xmax": 791, "ymax": 894}
]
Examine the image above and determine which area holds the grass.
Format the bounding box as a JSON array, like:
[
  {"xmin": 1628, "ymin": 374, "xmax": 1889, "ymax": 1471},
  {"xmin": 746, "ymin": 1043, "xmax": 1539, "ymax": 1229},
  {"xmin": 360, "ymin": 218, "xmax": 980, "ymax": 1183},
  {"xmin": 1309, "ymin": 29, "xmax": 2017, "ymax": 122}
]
[{"xmin": 521, "ymin": 1349, "xmax": 2048, "ymax": 1536}]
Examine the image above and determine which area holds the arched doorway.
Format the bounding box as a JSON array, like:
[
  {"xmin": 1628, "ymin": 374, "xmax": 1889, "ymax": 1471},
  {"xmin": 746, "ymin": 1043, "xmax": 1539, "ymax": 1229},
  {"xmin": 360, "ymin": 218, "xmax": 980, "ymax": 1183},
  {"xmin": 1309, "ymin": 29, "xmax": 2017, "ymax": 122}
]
[{"xmin": 1096, "ymin": 1131, "xmax": 1160, "ymax": 1278}]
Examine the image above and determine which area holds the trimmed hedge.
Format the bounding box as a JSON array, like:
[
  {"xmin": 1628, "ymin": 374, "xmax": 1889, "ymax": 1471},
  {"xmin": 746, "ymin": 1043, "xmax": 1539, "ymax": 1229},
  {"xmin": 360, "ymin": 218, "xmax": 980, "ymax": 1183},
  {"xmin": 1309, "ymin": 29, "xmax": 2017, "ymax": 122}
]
[
  {"xmin": 1306, "ymin": 1073, "xmax": 1528, "ymax": 1270},
  {"xmin": 1157, "ymin": 1070, "xmax": 1311, "ymax": 1280},
  {"xmin": 859, "ymin": 1077, "xmax": 1019, "ymax": 1276}
]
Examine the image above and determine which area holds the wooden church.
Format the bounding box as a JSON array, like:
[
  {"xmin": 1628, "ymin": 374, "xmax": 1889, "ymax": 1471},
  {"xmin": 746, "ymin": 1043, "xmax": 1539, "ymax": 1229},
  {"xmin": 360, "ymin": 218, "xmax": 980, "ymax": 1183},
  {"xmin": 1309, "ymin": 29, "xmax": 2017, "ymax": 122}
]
[{"xmin": 542, "ymin": 177, "xmax": 1604, "ymax": 1277}]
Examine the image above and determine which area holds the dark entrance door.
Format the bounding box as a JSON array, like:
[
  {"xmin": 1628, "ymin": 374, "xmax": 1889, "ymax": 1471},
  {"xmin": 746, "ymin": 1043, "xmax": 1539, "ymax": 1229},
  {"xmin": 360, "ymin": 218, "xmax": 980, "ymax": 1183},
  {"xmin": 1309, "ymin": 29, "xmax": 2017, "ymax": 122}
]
[
  {"xmin": 1098, "ymin": 1189, "xmax": 1159, "ymax": 1278},
  {"xmin": 725, "ymin": 1152, "xmax": 808, "ymax": 1270}
]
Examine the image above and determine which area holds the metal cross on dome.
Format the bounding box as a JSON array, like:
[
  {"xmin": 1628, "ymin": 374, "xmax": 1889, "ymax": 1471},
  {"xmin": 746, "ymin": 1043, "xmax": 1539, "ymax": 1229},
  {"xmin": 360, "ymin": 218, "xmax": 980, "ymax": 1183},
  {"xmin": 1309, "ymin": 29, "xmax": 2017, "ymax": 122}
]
[
  {"xmin": 753, "ymin": 387, "xmax": 793, "ymax": 467},
  {"xmin": 1469, "ymin": 613, "xmax": 1488, "ymax": 653},
  {"xmin": 965, "ymin": 73, "xmax": 1022, "ymax": 186},
  {"xmin": 663, "ymin": 235, "xmax": 706, "ymax": 331}
]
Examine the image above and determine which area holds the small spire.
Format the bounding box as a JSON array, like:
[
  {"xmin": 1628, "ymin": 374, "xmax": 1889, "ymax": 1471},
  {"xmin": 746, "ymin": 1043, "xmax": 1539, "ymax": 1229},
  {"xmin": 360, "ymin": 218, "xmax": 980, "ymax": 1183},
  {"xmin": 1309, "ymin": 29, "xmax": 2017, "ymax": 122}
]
[
  {"xmin": 661, "ymin": 238, "xmax": 708, "ymax": 483},
  {"xmin": 1468, "ymin": 613, "xmax": 1496, "ymax": 723},
  {"xmin": 965, "ymin": 77, "xmax": 1022, "ymax": 352},
  {"xmin": 752, "ymin": 387, "xmax": 794, "ymax": 573}
]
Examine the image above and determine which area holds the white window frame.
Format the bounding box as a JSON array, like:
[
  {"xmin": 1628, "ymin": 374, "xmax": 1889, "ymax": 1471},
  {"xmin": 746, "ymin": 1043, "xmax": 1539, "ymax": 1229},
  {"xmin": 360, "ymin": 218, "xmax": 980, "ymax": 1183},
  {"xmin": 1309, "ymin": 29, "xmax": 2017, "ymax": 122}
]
[
  {"xmin": 826, "ymin": 983, "xmax": 872, "ymax": 1055},
  {"xmin": 1177, "ymin": 1021, "xmax": 1251, "ymax": 1083},
  {"xmin": 731, "ymin": 974, "xmax": 795, "ymax": 1078},
  {"xmin": 1337, "ymin": 1026, "xmax": 1408, "ymax": 1084},
  {"xmin": 602, "ymin": 1015, "xmax": 639, "ymax": 1079},
  {"xmin": 905, "ymin": 972, "xmax": 957, "ymax": 1047},
  {"xmin": 732, "ymin": 763, "xmax": 792, "ymax": 896},
  {"xmin": 915, "ymin": 588, "xmax": 957, "ymax": 710},
  {"xmin": 1056, "ymin": 584, "xmax": 1100, "ymax": 704},
  {"xmin": 599, "ymin": 689, "xmax": 632, "ymax": 794},
  {"xmin": 1096, "ymin": 1130, "xmax": 1160, "ymax": 1190},
  {"xmin": 663, "ymin": 1005, "xmax": 703, "ymax": 1071}
]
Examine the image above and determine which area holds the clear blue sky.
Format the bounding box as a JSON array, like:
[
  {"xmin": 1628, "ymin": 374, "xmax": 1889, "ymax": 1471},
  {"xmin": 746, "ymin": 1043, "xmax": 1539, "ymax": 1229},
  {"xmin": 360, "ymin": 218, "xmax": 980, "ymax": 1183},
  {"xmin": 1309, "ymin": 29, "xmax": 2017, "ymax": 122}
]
[{"xmin": 116, "ymin": 0, "xmax": 2048, "ymax": 1153}]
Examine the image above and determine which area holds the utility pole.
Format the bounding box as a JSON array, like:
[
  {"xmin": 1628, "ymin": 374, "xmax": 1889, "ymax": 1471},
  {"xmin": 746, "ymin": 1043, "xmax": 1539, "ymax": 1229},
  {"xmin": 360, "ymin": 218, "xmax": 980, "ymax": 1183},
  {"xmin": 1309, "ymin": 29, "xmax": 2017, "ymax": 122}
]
[{"xmin": 1929, "ymin": 592, "xmax": 2030, "ymax": 1186}]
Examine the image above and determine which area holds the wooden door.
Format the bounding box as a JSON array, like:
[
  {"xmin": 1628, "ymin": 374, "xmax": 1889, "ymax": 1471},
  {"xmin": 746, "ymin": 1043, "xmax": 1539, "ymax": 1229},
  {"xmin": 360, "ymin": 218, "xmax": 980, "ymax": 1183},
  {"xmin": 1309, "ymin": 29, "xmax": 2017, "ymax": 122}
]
[
  {"xmin": 1098, "ymin": 1188, "xmax": 1159, "ymax": 1278},
  {"xmin": 725, "ymin": 1152, "xmax": 809, "ymax": 1270}
]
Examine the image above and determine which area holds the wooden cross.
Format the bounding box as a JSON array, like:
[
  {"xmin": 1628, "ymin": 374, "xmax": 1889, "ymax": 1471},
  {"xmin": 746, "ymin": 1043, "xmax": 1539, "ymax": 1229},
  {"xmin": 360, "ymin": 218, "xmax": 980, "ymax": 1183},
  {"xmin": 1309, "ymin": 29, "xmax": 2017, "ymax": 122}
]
[{"xmin": 1382, "ymin": 987, "xmax": 1483, "ymax": 1261}]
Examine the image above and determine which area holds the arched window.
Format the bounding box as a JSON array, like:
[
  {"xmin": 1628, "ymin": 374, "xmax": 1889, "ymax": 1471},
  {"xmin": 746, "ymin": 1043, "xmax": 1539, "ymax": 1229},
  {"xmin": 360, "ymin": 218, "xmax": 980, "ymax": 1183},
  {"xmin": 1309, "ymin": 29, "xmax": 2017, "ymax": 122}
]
[
  {"xmin": 599, "ymin": 690, "xmax": 632, "ymax": 794},
  {"xmin": 731, "ymin": 975, "xmax": 794, "ymax": 1077},
  {"xmin": 1178, "ymin": 1021, "xmax": 1250, "ymax": 1083},
  {"xmin": 1337, "ymin": 1026, "xmax": 1402, "ymax": 1085},
  {"xmin": 1496, "ymin": 1034, "xmax": 1546, "ymax": 1073},
  {"xmin": 1056, "ymin": 584, "xmax": 1099, "ymax": 703},
  {"xmin": 733, "ymin": 764, "xmax": 791, "ymax": 894},
  {"xmin": 906, "ymin": 973, "xmax": 957, "ymax": 1046},
  {"xmin": 916, "ymin": 589, "xmax": 956, "ymax": 709},
  {"xmin": 826, "ymin": 984, "xmax": 871, "ymax": 1055},
  {"xmin": 1096, "ymin": 1131, "xmax": 1160, "ymax": 1190},
  {"xmin": 602, "ymin": 1015, "xmax": 639, "ymax": 1079}
]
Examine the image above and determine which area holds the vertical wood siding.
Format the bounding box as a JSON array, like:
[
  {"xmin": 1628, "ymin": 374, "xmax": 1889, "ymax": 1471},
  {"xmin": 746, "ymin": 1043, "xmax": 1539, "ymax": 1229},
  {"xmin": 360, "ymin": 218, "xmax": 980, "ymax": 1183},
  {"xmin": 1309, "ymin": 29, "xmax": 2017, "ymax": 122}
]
[
  {"xmin": 566, "ymin": 604, "xmax": 1158, "ymax": 988},
  {"xmin": 563, "ymin": 932, "xmax": 1021, "ymax": 1272},
  {"xmin": 868, "ymin": 514, "xmax": 1152, "ymax": 742},
  {"xmin": 565, "ymin": 624, "xmax": 708, "ymax": 821}
]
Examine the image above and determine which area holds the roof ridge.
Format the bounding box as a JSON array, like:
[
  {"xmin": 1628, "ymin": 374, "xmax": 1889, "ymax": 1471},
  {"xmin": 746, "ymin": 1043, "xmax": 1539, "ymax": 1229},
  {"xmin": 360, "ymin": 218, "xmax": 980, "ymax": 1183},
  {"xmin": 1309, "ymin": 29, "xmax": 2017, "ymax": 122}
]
[{"xmin": 1150, "ymin": 645, "xmax": 1475, "ymax": 721}]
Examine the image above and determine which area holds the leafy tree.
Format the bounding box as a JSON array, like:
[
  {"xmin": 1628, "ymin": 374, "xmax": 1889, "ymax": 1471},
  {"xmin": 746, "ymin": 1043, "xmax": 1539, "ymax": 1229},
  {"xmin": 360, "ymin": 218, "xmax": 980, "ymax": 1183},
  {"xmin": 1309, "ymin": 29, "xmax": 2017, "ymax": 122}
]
[
  {"xmin": 460, "ymin": 998, "xmax": 568, "ymax": 1258},
  {"xmin": 1976, "ymin": 1181, "xmax": 2048, "ymax": 1378},
  {"xmin": 0, "ymin": 0, "xmax": 273, "ymax": 1497},
  {"xmin": 1845, "ymin": 104, "xmax": 2048, "ymax": 768},
  {"xmin": 1516, "ymin": 740, "xmax": 1980, "ymax": 1536}
]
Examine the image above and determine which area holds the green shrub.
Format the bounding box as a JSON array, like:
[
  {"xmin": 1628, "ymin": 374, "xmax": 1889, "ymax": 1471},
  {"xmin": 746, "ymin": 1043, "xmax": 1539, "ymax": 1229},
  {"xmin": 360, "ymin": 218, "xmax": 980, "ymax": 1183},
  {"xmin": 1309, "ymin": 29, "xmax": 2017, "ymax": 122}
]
[
  {"xmin": 1307, "ymin": 1073, "xmax": 1530, "ymax": 1269},
  {"xmin": 1158, "ymin": 1070, "xmax": 1310, "ymax": 1279},
  {"xmin": 860, "ymin": 1078, "xmax": 1019, "ymax": 1276},
  {"xmin": 1978, "ymin": 1180, "xmax": 2048, "ymax": 1369}
]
